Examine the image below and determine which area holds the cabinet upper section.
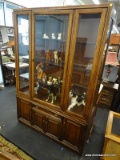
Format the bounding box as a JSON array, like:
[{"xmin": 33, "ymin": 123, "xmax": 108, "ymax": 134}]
[{"xmin": 14, "ymin": 4, "xmax": 113, "ymax": 120}]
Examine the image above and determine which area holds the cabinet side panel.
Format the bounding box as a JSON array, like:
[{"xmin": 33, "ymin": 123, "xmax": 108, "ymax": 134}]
[{"xmin": 17, "ymin": 97, "xmax": 31, "ymax": 125}]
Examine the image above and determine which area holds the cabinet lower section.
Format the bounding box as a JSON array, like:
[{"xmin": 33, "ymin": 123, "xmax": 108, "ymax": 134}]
[
  {"xmin": 31, "ymin": 107, "xmax": 62, "ymax": 141},
  {"xmin": 17, "ymin": 97, "xmax": 87, "ymax": 154}
]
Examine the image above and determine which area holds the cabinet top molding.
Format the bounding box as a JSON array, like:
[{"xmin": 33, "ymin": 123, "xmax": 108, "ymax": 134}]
[{"xmin": 14, "ymin": 3, "xmax": 113, "ymax": 12}]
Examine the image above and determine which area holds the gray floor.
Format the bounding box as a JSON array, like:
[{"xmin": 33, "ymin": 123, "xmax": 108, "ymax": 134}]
[{"xmin": 0, "ymin": 85, "xmax": 109, "ymax": 160}]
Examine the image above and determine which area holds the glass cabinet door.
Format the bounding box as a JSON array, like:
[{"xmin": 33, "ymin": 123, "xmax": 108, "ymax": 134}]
[
  {"xmin": 15, "ymin": 13, "xmax": 31, "ymax": 96},
  {"xmin": 67, "ymin": 10, "xmax": 106, "ymax": 116},
  {"xmin": 32, "ymin": 11, "xmax": 72, "ymax": 108}
]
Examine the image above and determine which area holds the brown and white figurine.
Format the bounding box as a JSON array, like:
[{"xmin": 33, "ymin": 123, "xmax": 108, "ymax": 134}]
[
  {"xmin": 36, "ymin": 62, "xmax": 44, "ymax": 80},
  {"xmin": 46, "ymin": 50, "xmax": 51, "ymax": 63},
  {"xmin": 53, "ymin": 51, "xmax": 58, "ymax": 64}
]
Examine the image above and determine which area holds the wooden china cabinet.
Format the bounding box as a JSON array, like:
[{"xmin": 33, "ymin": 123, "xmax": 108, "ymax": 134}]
[{"xmin": 14, "ymin": 4, "xmax": 113, "ymax": 154}]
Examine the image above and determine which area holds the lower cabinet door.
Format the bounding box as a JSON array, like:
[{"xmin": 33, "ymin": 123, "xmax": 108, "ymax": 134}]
[
  {"xmin": 17, "ymin": 98, "xmax": 31, "ymax": 125},
  {"xmin": 31, "ymin": 107, "xmax": 61, "ymax": 140},
  {"xmin": 63, "ymin": 119, "xmax": 87, "ymax": 153},
  {"xmin": 31, "ymin": 107, "xmax": 45, "ymax": 133},
  {"xmin": 45, "ymin": 116, "xmax": 61, "ymax": 140},
  {"xmin": 64, "ymin": 120, "xmax": 81, "ymax": 146}
]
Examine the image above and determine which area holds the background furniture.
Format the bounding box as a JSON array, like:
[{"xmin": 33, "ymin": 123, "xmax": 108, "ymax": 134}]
[
  {"xmin": 100, "ymin": 33, "xmax": 120, "ymax": 111},
  {"xmin": 109, "ymin": 34, "xmax": 120, "ymax": 62},
  {"xmin": 97, "ymin": 83, "xmax": 119, "ymax": 110},
  {"xmin": 109, "ymin": 34, "xmax": 120, "ymax": 45},
  {"xmin": 102, "ymin": 33, "xmax": 120, "ymax": 83},
  {"xmin": 0, "ymin": 49, "xmax": 14, "ymax": 85},
  {"xmin": 14, "ymin": 4, "xmax": 113, "ymax": 154},
  {"xmin": 101, "ymin": 111, "xmax": 120, "ymax": 160}
]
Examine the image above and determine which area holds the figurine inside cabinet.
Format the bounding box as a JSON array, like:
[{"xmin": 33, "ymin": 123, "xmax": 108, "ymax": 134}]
[
  {"xmin": 46, "ymin": 85, "xmax": 57, "ymax": 104},
  {"xmin": 68, "ymin": 91, "xmax": 86, "ymax": 110},
  {"xmin": 36, "ymin": 62, "xmax": 44, "ymax": 80},
  {"xmin": 53, "ymin": 50, "xmax": 58, "ymax": 64},
  {"xmin": 46, "ymin": 50, "xmax": 51, "ymax": 63}
]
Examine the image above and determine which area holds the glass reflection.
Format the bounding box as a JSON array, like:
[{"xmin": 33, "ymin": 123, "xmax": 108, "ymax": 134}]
[
  {"xmin": 17, "ymin": 15, "xmax": 29, "ymax": 94},
  {"xmin": 0, "ymin": 2, "xmax": 5, "ymax": 25},
  {"xmin": 68, "ymin": 14, "xmax": 101, "ymax": 114},
  {"xmin": 34, "ymin": 14, "xmax": 69, "ymax": 107}
]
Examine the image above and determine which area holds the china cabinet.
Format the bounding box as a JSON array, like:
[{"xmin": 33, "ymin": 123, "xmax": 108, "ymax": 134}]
[{"xmin": 14, "ymin": 4, "xmax": 113, "ymax": 154}]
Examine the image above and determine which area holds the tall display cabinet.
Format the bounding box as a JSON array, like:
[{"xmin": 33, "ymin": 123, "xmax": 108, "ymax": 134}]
[{"xmin": 14, "ymin": 4, "xmax": 113, "ymax": 154}]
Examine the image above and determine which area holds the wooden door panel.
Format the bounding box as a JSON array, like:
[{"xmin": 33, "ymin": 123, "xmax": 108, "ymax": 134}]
[
  {"xmin": 32, "ymin": 110, "xmax": 45, "ymax": 132},
  {"xmin": 19, "ymin": 99, "xmax": 31, "ymax": 122},
  {"xmin": 64, "ymin": 120, "xmax": 80, "ymax": 146},
  {"xmin": 31, "ymin": 107, "xmax": 61, "ymax": 138},
  {"xmin": 46, "ymin": 118, "xmax": 61, "ymax": 138}
]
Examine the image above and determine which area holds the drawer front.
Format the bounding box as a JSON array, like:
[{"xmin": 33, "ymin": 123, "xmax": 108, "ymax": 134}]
[
  {"xmin": 98, "ymin": 90, "xmax": 114, "ymax": 106},
  {"xmin": 100, "ymin": 95, "xmax": 112, "ymax": 105}
]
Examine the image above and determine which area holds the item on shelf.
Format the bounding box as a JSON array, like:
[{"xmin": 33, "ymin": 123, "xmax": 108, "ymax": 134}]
[
  {"xmin": 69, "ymin": 90, "xmax": 74, "ymax": 98},
  {"xmin": 43, "ymin": 33, "xmax": 49, "ymax": 39},
  {"xmin": 53, "ymin": 51, "xmax": 58, "ymax": 64},
  {"xmin": 34, "ymin": 82, "xmax": 39, "ymax": 94},
  {"xmin": 52, "ymin": 78, "xmax": 58, "ymax": 85},
  {"xmin": 36, "ymin": 62, "xmax": 44, "ymax": 80},
  {"xmin": 38, "ymin": 81, "xmax": 45, "ymax": 92},
  {"xmin": 57, "ymin": 33, "xmax": 62, "ymax": 40},
  {"xmin": 41, "ymin": 73, "xmax": 47, "ymax": 84},
  {"xmin": 68, "ymin": 91, "xmax": 86, "ymax": 110},
  {"xmin": 57, "ymin": 76, "xmax": 63, "ymax": 85},
  {"xmin": 35, "ymin": 66, "xmax": 47, "ymax": 94},
  {"xmin": 37, "ymin": 76, "xmax": 47, "ymax": 94},
  {"xmin": 46, "ymin": 86, "xmax": 57, "ymax": 104},
  {"xmin": 56, "ymin": 76, "xmax": 63, "ymax": 94},
  {"xmin": 57, "ymin": 51, "xmax": 62, "ymax": 64},
  {"xmin": 86, "ymin": 62, "xmax": 92, "ymax": 71},
  {"xmin": 47, "ymin": 76, "xmax": 53, "ymax": 85},
  {"xmin": 46, "ymin": 50, "xmax": 51, "ymax": 63},
  {"xmin": 52, "ymin": 33, "xmax": 56, "ymax": 39}
]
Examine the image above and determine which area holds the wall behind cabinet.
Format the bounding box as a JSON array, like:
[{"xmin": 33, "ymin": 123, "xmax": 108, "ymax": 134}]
[{"xmin": 78, "ymin": 15, "xmax": 100, "ymax": 58}]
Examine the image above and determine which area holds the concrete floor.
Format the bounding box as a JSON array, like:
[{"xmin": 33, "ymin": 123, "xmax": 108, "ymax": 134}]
[{"xmin": 0, "ymin": 85, "xmax": 109, "ymax": 160}]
